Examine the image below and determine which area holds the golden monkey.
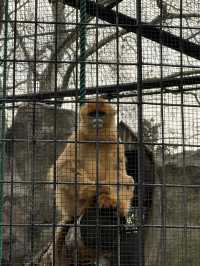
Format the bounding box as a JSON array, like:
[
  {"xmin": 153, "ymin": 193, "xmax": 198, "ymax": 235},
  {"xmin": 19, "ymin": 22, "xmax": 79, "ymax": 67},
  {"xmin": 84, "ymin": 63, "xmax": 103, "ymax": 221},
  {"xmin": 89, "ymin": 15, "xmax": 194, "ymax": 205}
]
[{"xmin": 49, "ymin": 97, "xmax": 134, "ymax": 222}]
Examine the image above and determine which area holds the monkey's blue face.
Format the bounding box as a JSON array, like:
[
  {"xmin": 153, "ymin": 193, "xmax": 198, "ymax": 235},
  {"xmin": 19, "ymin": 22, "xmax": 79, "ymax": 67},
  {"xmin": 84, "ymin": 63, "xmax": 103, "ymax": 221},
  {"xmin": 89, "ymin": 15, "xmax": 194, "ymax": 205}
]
[{"xmin": 87, "ymin": 111, "xmax": 106, "ymax": 129}]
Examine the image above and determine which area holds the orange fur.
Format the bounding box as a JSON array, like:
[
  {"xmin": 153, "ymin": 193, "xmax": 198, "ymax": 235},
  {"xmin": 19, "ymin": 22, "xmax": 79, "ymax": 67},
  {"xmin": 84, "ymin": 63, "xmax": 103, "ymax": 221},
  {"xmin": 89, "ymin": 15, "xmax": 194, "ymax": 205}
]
[{"xmin": 49, "ymin": 97, "xmax": 134, "ymax": 221}]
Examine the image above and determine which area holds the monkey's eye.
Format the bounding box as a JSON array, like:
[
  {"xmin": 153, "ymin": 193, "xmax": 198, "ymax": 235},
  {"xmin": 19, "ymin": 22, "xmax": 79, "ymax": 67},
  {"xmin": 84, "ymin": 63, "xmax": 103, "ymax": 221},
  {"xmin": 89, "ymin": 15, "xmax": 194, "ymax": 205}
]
[{"xmin": 88, "ymin": 111, "xmax": 106, "ymax": 118}]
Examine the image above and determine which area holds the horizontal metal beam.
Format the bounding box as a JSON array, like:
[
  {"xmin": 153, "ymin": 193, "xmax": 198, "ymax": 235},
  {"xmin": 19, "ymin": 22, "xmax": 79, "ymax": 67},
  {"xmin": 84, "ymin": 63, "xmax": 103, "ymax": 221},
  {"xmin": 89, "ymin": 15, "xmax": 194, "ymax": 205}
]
[
  {"xmin": 63, "ymin": 0, "xmax": 200, "ymax": 61},
  {"xmin": 1, "ymin": 75, "xmax": 200, "ymax": 103}
]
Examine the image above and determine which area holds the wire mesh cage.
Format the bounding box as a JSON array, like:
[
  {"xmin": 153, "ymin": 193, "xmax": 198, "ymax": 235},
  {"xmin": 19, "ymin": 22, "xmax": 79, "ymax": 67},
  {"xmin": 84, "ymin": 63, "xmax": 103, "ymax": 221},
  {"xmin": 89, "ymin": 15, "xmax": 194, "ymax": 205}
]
[{"xmin": 0, "ymin": 0, "xmax": 200, "ymax": 265}]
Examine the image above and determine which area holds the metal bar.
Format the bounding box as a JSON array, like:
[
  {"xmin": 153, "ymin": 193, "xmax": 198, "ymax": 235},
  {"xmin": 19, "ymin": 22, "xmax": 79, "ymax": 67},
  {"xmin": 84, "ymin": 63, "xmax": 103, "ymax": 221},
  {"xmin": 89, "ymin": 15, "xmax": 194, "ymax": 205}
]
[
  {"xmin": 52, "ymin": 1, "xmax": 59, "ymax": 265},
  {"xmin": 1, "ymin": 75, "xmax": 200, "ymax": 102},
  {"xmin": 95, "ymin": 3, "xmax": 100, "ymax": 264},
  {"xmin": 74, "ymin": 3, "xmax": 79, "ymax": 265},
  {"xmin": 136, "ymin": 0, "xmax": 144, "ymax": 264},
  {"xmin": 0, "ymin": 223, "xmax": 199, "ymax": 230},
  {"xmin": 0, "ymin": 0, "xmax": 9, "ymax": 262},
  {"xmin": 179, "ymin": 1, "xmax": 188, "ymax": 264},
  {"xmin": 63, "ymin": 0, "xmax": 200, "ymax": 60},
  {"xmin": 1, "ymin": 18, "xmax": 200, "ymax": 31},
  {"xmin": 3, "ymin": 95, "xmax": 200, "ymax": 106},
  {"xmin": 159, "ymin": 1, "xmax": 167, "ymax": 265},
  {"xmin": 30, "ymin": 0, "xmax": 38, "ymax": 264},
  {"xmin": 4, "ymin": 138, "xmax": 200, "ymax": 147},
  {"xmin": 1, "ymin": 181, "xmax": 200, "ymax": 188},
  {"xmin": 9, "ymin": 0, "xmax": 18, "ymax": 263},
  {"xmin": 79, "ymin": 0, "xmax": 86, "ymax": 105},
  {"xmin": 115, "ymin": 2, "xmax": 121, "ymax": 265},
  {"xmin": 1, "ymin": 58, "xmax": 200, "ymax": 68}
]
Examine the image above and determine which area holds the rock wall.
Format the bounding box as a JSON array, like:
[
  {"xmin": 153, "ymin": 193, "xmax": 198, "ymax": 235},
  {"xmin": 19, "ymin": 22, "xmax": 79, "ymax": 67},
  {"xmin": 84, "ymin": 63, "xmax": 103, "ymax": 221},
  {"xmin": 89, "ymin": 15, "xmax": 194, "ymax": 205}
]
[
  {"xmin": 3, "ymin": 103, "xmax": 75, "ymax": 264},
  {"xmin": 145, "ymin": 151, "xmax": 200, "ymax": 266}
]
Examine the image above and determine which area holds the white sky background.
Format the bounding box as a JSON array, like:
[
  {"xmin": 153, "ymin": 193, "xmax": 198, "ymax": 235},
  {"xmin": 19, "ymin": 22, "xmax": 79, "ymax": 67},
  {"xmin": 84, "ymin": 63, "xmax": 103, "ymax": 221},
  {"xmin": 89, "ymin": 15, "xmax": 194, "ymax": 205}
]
[{"xmin": 1, "ymin": 0, "xmax": 200, "ymax": 152}]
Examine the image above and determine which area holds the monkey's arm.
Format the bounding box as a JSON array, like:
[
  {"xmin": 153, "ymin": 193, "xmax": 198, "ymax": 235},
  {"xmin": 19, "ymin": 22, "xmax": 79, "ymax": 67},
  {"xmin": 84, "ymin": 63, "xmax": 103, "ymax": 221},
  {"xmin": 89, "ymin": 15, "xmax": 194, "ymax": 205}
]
[
  {"xmin": 48, "ymin": 139, "xmax": 97, "ymax": 220},
  {"xmin": 111, "ymin": 143, "xmax": 134, "ymax": 216},
  {"xmin": 118, "ymin": 144, "xmax": 128, "ymax": 173}
]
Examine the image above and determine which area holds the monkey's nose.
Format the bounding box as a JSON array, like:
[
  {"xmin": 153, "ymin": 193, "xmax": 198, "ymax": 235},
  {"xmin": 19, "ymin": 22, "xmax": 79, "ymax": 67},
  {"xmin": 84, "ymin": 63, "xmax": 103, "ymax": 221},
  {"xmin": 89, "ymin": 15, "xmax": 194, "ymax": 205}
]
[{"xmin": 92, "ymin": 118, "xmax": 103, "ymax": 128}]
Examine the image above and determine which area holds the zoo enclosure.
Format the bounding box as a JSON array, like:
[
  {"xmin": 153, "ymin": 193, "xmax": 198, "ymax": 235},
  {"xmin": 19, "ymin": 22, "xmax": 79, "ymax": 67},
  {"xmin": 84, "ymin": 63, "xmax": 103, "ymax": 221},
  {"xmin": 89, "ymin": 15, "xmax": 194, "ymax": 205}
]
[{"xmin": 0, "ymin": 0, "xmax": 200, "ymax": 265}]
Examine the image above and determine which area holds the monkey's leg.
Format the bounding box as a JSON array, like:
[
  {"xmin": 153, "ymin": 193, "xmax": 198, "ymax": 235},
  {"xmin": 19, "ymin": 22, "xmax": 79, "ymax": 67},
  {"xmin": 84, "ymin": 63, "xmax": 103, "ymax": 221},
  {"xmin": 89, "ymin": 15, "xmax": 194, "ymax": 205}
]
[{"xmin": 57, "ymin": 186, "xmax": 75, "ymax": 222}]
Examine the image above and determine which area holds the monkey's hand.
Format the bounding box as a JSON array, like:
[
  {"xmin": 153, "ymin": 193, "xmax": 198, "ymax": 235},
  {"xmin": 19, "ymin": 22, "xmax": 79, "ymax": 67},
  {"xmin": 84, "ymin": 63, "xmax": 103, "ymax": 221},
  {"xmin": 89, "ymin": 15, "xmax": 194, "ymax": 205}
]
[
  {"xmin": 98, "ymin": 186, "xmax": 118, "ymax": 209},
  {"xmin": 98, "ymin": 175, "xmax": 134, "ymax": 217},
  {"xmin": 79, "ymin": 183, "xmax": 118, "ymax": 212},
  {"xmin": 79, "ymin": 184, "xmax": 97, "ymax": 215},
  {"xmin": 78, "ymin": 184, "xmax": 118, "ymax": 215}
]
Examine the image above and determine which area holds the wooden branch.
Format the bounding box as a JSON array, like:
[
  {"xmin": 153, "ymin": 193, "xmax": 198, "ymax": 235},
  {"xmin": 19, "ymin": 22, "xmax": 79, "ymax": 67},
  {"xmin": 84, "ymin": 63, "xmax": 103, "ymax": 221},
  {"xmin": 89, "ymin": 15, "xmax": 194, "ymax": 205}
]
[
  {"xmin": 40, "ymin": 0, "xmax": 122, "ymax": 92},
  {"xmin": 61, "ymin": 29, "xmax": 127, "ymax": 90},
  {"xmin": 63, "ymin": 0, "xmax": 200, "ymax": 60}
]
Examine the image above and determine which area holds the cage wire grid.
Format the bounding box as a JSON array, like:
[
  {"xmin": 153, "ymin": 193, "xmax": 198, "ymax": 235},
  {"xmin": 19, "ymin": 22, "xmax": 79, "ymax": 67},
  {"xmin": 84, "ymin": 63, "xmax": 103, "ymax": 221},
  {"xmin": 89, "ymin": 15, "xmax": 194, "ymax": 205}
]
[{"xmin": 0, "ymin": 0, "xmax": 200, "ymax": 265}]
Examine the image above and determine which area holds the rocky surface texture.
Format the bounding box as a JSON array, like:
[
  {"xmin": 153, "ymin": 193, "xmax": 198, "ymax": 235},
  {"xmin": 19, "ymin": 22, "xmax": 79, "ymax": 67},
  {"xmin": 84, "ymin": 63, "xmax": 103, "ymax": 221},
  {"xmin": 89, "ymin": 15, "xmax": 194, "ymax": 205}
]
[
  {"xmin": 145, "ymin": 151, "xmax": 200, "ymax": 266},
  {"xmin": 3, "ymin": 103, "xmax": 75, "ymax": 264}
]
